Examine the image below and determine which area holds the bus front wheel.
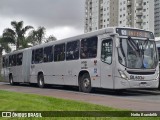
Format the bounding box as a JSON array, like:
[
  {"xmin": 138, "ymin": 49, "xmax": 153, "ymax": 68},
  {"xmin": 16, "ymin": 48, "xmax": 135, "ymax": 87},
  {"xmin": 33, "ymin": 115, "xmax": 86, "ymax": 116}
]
[
  {"xmin": 38, "ymin": 74, "xmax": 45, "ymax": 88},
  {"xmin": 80, "ymin": 73, "xmax": 92, "ymax": 93}
]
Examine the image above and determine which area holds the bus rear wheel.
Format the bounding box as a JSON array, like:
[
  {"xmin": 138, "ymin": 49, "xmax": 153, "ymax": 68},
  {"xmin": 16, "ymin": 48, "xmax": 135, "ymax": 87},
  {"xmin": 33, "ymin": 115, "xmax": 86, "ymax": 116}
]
[
  {"xmin": 80, "ymin": 73, "xmax": 92, "ymax": 93},
  {"xmin": 9, "ymin": 75, "xmax": 14, "ymax": 85},
  {"xmin": 38, "ymin": 74, "xmax": 45, "ymax": 88}
]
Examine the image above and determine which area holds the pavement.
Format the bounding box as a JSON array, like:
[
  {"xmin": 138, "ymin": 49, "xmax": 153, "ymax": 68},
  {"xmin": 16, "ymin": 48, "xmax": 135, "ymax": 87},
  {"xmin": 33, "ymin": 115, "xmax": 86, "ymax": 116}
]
[{"xmin": 0, "ymin": 82, "xmax": 160, "ymax": 111}]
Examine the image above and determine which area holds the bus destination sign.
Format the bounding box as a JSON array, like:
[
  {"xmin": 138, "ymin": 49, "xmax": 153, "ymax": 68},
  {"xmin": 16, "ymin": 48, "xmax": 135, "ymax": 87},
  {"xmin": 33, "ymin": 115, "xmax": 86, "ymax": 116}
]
[{"xmin": 116, "ymin": 28, "xmax": 154, "ymax": 39}]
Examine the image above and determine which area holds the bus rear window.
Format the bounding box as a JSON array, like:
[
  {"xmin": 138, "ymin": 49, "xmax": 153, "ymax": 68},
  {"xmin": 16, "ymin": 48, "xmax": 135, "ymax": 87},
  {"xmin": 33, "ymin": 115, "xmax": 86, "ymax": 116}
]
[{"xmin": 80, "ymin": 36, "xmax": 98, "ymax": 59}]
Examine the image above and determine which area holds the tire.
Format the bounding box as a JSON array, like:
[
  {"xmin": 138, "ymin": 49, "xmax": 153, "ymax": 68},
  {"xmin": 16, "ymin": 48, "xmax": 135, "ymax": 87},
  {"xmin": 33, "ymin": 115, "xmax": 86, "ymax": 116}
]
[
  {"xmin": 80, "ymin": 73, "xmax": 92, "ymax": 93},
  {"xmin": 38, "ymin": 74, "xmax": 45, "ymax": 88},
  {"xmin": 9, "ymin": 75, "xmax": 14, "ymax": 85}
]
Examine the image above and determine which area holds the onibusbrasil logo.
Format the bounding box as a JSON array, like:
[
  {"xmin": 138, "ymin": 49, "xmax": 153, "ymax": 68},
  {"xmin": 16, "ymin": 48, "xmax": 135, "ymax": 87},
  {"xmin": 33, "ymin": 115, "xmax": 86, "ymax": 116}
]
[{"xmin": 2, "ymin": 112, "xmax": 42, "ymax": 118}]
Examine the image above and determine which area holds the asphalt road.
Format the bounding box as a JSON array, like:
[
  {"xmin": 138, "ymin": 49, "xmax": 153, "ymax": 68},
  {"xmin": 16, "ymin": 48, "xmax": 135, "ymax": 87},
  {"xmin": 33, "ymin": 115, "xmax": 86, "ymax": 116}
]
[{"xmin": 0, "ymin": 82, "xmax": 160, "ymax": 111}]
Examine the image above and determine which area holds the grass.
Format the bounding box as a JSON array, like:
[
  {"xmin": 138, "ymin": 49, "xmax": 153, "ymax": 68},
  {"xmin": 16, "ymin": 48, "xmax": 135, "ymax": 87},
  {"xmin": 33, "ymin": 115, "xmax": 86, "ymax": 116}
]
[
  {"xmin": 0, "ymin": 90, "xmax": 159, "ymax": 120},
  {"xmin": 0, "ymin": 90, "xmax": 119, "ymax": 111}
]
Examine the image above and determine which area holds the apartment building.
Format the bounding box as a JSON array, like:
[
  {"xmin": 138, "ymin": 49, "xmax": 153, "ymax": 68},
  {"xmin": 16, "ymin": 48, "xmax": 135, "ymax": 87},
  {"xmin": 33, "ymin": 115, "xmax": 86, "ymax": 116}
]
[
  {"xmin": 155, "ymin": 0, "xmax": 160, "ymax": 37},
  {"xmin": 85, "ymin": 0, "xmax": 154, "ymax": 33}
]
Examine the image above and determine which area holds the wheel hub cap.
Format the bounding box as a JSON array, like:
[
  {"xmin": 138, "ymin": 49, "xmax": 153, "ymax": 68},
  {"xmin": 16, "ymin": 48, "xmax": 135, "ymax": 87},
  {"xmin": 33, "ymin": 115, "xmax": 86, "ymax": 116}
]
[
  {"xmin": 83, "ymin": 78, "xmax": 90, "ymax": 88},
  {"xmin": 39, "ymin": 79, "xmax": 42, "ymax": 86}
]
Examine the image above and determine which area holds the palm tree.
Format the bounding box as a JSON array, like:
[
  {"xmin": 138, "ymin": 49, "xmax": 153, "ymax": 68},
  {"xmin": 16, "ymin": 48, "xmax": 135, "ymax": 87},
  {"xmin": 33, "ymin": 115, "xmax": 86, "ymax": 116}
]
[
  {"xmin": 45, "ymin": 35, "xmax": 57, "ymax": 43},
  {"xmin": 28, "ymin": 27, "xmax": 46, "ymax": 46},
  {"xmin": 0, "ymin": 36, "xmax": 11, "ymax": 72},
  {"xmin": 19, "ymin": 37, "xmax": 33, "ymax": 49},
  {"xmin": 3, "ymin": 21, "xmax": 33, "ymax": 50}
]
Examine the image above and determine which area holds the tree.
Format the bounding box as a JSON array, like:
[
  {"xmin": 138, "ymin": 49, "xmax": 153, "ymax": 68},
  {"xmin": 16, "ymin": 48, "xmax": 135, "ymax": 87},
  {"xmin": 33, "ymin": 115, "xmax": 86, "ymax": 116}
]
[
  {"xmin": 19, "ymin": 37, "xmax": 33, "ymax": 49},
  {"xmin": 3, "ymin": 21, "xmax": 33, "ymax": 50},
  {"xmin": 45, "ymin": 35, "xmax": 57, "ymax": 43},
  {"xmin": 28, "ymin": 27, "xmax": 46, "ymax": 46},
  {"xmin": 0, "ymin": 36, "xmax": 11, "ymax": 72}
]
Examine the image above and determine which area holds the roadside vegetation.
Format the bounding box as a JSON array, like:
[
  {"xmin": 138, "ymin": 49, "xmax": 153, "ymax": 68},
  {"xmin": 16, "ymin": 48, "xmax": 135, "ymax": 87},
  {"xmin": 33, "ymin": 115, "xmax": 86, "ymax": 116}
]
[{"xmin": 0, "ymin": 90, "xmax": 159, "ymax": 120}]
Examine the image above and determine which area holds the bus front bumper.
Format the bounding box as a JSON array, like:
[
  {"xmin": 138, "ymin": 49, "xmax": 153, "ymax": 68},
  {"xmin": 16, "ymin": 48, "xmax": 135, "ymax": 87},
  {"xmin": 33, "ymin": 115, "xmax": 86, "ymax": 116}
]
[{"xmin": 114, "ymin": 77, "xmax": 159, "ymax": 89}]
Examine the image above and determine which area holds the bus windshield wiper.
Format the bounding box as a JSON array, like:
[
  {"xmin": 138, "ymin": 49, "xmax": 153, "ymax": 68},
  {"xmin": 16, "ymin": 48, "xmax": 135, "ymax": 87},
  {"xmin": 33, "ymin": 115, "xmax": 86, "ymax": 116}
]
[
  {"xmin": 141, "ymin": 38, "xmax": 150, "ymax": 68},
  {"xmin": 128, "ymin": 36, "xmax": 140, "ymax": 56}
]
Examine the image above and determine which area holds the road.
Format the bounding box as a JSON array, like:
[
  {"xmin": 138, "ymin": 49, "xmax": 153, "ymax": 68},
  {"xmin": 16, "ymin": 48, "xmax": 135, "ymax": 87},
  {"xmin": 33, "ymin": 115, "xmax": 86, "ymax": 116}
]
[{"xmin": 0, "ymin": 82, "xmax": 160, "ymax": 111}]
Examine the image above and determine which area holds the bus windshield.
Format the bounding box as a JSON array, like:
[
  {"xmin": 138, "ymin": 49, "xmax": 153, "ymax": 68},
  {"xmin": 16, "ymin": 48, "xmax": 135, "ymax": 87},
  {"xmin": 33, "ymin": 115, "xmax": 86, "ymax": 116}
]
[{"xmin": 118, "ymin": 38, "xmax": 158, "ymax": 69}]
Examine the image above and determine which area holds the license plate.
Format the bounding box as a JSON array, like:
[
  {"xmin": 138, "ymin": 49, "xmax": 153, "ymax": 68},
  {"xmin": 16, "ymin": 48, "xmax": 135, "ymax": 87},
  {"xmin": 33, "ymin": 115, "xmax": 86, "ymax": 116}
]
[{"xmin": 139, "ymin": 82, "xmax": 147, "ymax": 87}]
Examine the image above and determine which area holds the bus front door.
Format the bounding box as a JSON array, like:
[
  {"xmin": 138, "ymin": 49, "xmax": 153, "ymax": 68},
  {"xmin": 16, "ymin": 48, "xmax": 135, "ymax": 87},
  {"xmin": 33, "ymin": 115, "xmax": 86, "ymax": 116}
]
[{"xmin": 100, "ymin": 38, "xmax": 114, "ymax": 89}]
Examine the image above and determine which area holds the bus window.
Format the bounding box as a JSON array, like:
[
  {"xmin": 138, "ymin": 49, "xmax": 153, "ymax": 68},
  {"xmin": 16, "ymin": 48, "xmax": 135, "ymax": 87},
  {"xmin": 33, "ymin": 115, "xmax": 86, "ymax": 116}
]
[
  {"xmin": 54, "ymin": 44, "xmax": 65, "ymax": 62},
  {"xmin": 80, "ymin": 36, "xmax": 98, "ymax": 59},
  {"xmin": 2, "ymin": 57, "xmax": 5, "ymax": 68},
  {"xmin": 44, "ymin": 46, "xmax": 53, "ymax": 63},
  {"xmin": 35, "ymin": 48, "xmax": 43, "ymax": 64},
  {"xmin": 5, "ymin": 56, "xmax": 9, "ymax": 67},
  {"xmin": 32, "ymin": 50, "xmax": 35, "ymax": 64},
  {"xmin": 3, "ymin": 56, "xmax": 9, "ymax": 67},
  {"xmin": 101, "ymin": 39, "xmax": 112, "ymax": 64},
  {"xmin": 66, "ymin": 40, "xmax": 80, "ymax": 61},
  {"xmin": 158, "ymin": 47, "xmax": 160, "ymax": 61},
  {"xmin": 9, "ymin": 55, "xmax": 12, "ymax": 66},
  {"xmin": 17, "ymin": 53, "xmax": 23, "ymax": 66},
  {"xmin": 11, "ymin": 54, "xmax": 17, "ymax": 66}
]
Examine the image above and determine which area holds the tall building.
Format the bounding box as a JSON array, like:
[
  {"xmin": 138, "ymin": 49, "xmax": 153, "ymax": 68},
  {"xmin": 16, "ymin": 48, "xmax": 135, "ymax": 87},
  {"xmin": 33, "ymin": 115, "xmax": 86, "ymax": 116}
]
[
  {"xmin": 155, "ymin": 0, "xmax": 160, "ymax": 37},
  {"xmin": 85, "ymin": 0, "xmax": 154, "ymax": 33}
]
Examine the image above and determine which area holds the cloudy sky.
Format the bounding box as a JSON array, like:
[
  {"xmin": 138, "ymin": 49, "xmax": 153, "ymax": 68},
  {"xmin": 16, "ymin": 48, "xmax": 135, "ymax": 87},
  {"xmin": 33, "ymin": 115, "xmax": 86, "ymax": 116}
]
[{"xmin": 0, "ymin": 0, "xmax": 85, "ymax": 39}]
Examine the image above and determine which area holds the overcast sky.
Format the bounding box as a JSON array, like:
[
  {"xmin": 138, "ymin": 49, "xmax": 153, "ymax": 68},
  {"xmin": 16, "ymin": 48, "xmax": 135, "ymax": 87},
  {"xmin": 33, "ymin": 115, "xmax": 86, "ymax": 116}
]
[{"xmin": 0, "ymin": 0, "xmax": 85, "ymax": 39}]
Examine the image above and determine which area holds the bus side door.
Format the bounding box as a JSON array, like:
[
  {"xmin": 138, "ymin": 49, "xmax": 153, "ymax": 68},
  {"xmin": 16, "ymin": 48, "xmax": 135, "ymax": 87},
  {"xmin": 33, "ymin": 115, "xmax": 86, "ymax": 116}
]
[{"xmin": 100, "ymin": 38, "xmax": 114, "ymax": 89}]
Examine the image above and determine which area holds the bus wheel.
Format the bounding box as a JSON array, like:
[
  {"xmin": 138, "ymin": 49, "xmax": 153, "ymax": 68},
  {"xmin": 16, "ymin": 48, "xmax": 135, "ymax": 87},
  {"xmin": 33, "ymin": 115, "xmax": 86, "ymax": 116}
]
[
  {"xmin": 9, "ymin": 75, "xmax": 14, "ymax": 85},
  {"xmin": 38, "ymin": 74, "xmax": 45, "ymax": 88},
  {"xmin": 80, "ymin": 73, "xmax": 92, "ymax": 93}
]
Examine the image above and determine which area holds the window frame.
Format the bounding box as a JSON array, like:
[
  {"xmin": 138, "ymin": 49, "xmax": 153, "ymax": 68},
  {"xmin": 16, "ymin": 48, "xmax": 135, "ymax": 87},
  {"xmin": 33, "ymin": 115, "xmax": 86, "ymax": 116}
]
[{"xmin": 101, "ymin": 39, "xmax": 113, "ymax": 65}]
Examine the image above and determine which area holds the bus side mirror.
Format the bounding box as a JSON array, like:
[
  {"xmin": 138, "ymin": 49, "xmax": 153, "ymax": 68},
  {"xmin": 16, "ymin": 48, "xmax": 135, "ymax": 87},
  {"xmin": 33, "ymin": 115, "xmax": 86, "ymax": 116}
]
[{"xmin": 116, "ymin": 39, "xmax": 120, "ymax": 48}]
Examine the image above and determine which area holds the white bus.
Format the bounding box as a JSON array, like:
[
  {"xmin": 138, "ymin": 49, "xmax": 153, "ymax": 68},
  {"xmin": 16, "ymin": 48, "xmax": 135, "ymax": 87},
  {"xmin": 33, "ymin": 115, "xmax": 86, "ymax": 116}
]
[{"xmin": 2, "ymin": 27, "xmax": 159, "ymax": 93}]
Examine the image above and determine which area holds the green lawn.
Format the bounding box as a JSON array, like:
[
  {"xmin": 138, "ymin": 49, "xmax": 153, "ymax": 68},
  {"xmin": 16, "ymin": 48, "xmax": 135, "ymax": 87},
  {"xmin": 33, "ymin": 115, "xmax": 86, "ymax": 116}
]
[{"xmin": 0, "ymin": 90, "xmax": 159, "ymax": 120}]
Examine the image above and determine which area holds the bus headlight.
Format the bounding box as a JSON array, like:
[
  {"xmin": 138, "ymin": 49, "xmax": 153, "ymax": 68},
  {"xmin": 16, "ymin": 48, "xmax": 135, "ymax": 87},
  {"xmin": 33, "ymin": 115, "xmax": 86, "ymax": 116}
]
[{"xmin": 118, "ymin": 70, "xmax": 128, "ymax": 80}]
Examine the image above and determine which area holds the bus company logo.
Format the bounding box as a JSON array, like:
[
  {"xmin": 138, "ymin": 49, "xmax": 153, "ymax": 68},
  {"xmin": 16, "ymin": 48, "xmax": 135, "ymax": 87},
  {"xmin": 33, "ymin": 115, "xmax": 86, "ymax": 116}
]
[
  {"xmin": 2, "ymin": 112, "xmax": 11, "ymax": 117},
  {"xmin": 81, "ymin": 61, "xmax": 88, "ymax": 69},
  {"xmin": 130, "ymin": 75, "xmax": 145, "ymax": 80}
]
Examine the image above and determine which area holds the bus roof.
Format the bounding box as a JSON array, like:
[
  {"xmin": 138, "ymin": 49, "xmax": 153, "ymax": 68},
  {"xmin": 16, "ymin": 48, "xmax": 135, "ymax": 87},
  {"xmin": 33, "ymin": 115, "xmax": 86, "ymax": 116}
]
[
  {"xmin": 31, "ymin": 27, "xmax": 154, "ymax": 49},
  {"xmin": 3, "ymin": 27, "xmax": 154, "ymax": 55},
  {"xmin": 3, "ymin": 47, "xmax": 31, "ymax": 56}
]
